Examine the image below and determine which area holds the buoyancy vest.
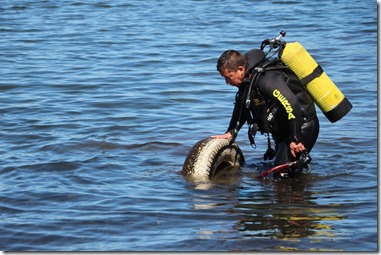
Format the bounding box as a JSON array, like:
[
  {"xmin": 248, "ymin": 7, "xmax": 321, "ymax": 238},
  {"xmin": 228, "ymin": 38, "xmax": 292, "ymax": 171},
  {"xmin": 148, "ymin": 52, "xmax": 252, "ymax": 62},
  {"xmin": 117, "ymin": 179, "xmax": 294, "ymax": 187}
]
[{"xmin": 241, "ymin": 50, "xmax": 317, "ymax": 147}]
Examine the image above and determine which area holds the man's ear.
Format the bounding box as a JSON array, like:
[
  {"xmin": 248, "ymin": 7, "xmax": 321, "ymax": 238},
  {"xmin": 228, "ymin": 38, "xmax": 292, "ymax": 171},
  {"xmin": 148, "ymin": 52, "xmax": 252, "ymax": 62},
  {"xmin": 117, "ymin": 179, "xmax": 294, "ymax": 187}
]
[{"xmin": 237, "ymin": 66, "xmax": 245, "ymax": 76}]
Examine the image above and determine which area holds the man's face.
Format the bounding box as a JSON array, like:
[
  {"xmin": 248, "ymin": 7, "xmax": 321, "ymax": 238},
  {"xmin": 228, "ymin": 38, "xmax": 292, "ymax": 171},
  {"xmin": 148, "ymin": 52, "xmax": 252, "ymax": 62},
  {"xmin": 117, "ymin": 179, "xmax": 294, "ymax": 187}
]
[{"xmin": 220, "ymin": 66, "xmax": 245, "ymax": 87}]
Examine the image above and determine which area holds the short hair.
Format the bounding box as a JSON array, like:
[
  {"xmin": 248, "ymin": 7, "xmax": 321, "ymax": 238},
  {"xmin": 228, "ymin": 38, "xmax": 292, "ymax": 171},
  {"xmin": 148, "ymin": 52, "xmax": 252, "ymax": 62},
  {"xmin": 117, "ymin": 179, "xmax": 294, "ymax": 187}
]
[{"xmin": 216, "ymin": 50, "xmax": 247, "ymax": 73}]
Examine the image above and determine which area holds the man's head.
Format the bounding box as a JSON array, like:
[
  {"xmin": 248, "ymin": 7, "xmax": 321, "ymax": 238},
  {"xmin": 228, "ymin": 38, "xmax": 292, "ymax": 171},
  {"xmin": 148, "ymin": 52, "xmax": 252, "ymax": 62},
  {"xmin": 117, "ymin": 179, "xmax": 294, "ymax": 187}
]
[{"xmin": 217, "ymin": 50, "xmax": 247, "ymax": 87}]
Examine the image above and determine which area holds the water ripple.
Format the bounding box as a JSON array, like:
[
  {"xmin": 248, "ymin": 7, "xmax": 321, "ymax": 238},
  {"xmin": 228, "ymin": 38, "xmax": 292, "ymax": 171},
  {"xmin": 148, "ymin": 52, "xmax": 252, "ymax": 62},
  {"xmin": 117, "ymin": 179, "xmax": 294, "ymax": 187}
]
[{"xmin": 0, "ymin": 0, "xmax": 377, "ymax": 251}]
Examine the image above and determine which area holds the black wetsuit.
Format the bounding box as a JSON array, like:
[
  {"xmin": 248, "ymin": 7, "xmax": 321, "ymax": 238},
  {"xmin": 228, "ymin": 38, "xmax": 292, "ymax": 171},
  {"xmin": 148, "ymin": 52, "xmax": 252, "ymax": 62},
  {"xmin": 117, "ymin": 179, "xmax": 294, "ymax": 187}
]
[{"xmin": 227, "ymin": 49, "xmax": 319, "ymax": 166}]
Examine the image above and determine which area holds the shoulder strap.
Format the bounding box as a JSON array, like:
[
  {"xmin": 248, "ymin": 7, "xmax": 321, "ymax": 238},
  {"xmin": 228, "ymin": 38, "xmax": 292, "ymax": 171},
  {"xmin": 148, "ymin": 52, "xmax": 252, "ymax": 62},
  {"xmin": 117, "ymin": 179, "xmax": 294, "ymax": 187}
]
[
  {"xmin": 244, "ymin": 59, "xmax": 287, "ymax": 109},
  {"xmin": 244, "ymin": 59, "xmax": 288, "ymax": 149},
  {"xmin": 230, "ymin": 59, "xmax": 288, "ymax": 145}
]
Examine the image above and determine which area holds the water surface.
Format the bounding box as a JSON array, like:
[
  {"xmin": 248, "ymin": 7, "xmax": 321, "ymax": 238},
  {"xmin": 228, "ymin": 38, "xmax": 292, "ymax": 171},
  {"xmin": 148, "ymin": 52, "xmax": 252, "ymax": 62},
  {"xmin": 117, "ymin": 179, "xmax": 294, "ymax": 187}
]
[{"xmin": 0, "ymin": 0, "xmax": 377, "ymax": 251}]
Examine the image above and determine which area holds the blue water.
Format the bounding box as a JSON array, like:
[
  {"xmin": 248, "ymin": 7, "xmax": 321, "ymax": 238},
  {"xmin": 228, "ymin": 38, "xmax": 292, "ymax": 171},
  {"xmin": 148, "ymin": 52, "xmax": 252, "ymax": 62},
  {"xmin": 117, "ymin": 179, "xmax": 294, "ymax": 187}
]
[{"xmin": 0, "ymin": 0, "xmax": 377, "ymax": 251}]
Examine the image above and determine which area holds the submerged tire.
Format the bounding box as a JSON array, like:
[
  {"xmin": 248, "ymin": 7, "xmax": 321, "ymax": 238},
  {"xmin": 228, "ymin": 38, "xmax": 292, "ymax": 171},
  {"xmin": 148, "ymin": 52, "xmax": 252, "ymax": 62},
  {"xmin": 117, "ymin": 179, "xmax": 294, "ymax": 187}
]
[{"xmin": 182, "ymin": 137, "xmax": 245, "ymax": 181}]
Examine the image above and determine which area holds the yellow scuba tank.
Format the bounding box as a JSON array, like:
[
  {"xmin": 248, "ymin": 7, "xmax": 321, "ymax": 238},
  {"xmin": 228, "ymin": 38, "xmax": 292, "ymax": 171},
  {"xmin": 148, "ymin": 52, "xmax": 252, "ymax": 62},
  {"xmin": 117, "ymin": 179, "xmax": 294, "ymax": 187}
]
[{"xmin": 280, "ymin": 41, "xmax": 352, "ymax": 123}]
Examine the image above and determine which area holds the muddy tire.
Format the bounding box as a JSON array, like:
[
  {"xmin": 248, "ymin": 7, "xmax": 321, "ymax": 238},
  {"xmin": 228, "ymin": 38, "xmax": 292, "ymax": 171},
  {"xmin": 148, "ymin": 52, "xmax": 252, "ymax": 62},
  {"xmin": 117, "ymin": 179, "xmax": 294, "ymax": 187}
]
[{"xmin": 182, "ymin": 137, "xmax": 245, "ymax": 181}]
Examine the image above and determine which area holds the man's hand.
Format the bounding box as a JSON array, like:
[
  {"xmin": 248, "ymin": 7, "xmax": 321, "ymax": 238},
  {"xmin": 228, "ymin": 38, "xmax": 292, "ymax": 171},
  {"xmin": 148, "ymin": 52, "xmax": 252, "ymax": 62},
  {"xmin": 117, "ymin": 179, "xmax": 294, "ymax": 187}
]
[
  {"xmin": 290, "ymin": 141, "xmax": 306, "ymax": 158},
  {"xmin": 211, "ymin": 132, "xmax": 232, "ymax": 140}
]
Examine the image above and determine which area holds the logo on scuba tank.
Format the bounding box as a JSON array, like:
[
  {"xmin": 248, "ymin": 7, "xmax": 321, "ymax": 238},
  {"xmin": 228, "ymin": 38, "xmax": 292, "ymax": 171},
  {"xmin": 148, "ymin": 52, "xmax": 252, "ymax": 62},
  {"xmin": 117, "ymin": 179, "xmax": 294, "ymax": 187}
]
[{"xmin": 272, "ymin": 89, "xmax": 296, "ymax": 120}]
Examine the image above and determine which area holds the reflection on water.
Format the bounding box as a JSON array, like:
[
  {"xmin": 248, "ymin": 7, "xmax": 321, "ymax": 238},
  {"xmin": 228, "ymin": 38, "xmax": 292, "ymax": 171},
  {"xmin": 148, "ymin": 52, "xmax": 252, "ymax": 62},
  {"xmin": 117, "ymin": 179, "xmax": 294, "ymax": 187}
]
[
  {"xmin": 238, "ymin": 180, "xmax": 346, "ymax": 246},
  {"xmin": 187, "ymin": 170, "xmax": 349, "ymax": 251}
]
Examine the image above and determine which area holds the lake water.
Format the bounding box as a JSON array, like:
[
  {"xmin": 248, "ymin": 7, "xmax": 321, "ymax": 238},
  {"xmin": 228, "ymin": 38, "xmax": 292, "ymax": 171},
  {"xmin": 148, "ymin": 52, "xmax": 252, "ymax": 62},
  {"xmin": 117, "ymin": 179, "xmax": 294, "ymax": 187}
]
[{"xmin": 0, "ymin": 0, "xmax": 378, "ymax": 252}]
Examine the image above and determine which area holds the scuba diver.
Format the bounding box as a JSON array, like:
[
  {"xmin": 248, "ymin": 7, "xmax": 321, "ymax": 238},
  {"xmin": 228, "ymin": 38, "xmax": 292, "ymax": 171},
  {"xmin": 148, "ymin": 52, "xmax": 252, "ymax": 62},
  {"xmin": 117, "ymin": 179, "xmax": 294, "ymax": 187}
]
[
  {"xmin": 209, "ymin": 31, "xmax": 352, "ymax": 179},
  {"xmin": 211, "ymin": 47, "xmax": 320, "ymax": 179}
]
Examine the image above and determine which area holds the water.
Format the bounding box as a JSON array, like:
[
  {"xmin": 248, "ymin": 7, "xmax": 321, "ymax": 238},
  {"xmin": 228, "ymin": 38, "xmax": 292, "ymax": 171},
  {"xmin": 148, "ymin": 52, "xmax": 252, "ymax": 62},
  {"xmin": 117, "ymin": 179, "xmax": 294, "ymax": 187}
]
[{"xmin": 0, "ymin": 0, "xmax": 377, "ymax": 252}]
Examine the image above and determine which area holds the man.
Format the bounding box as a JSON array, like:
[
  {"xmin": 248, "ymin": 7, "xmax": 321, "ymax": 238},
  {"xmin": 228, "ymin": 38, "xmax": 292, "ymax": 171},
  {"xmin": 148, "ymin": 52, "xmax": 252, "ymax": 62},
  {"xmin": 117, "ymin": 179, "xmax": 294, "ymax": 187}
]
[{"xmin": 211, "ymin": 49, "xmax": 319, "ymax": 178}]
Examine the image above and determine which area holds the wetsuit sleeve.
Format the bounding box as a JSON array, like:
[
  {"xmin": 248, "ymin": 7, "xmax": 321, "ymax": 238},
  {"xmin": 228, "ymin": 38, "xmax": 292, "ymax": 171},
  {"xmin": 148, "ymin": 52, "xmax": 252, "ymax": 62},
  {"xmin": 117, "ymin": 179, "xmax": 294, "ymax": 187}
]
[
  {"xmin": 227, "ymin": 89, "xmax": 247, "ymax": 132},
  {"xmin": 259, "ymin": 71, "xmax": 304, "ymax": 142}
]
